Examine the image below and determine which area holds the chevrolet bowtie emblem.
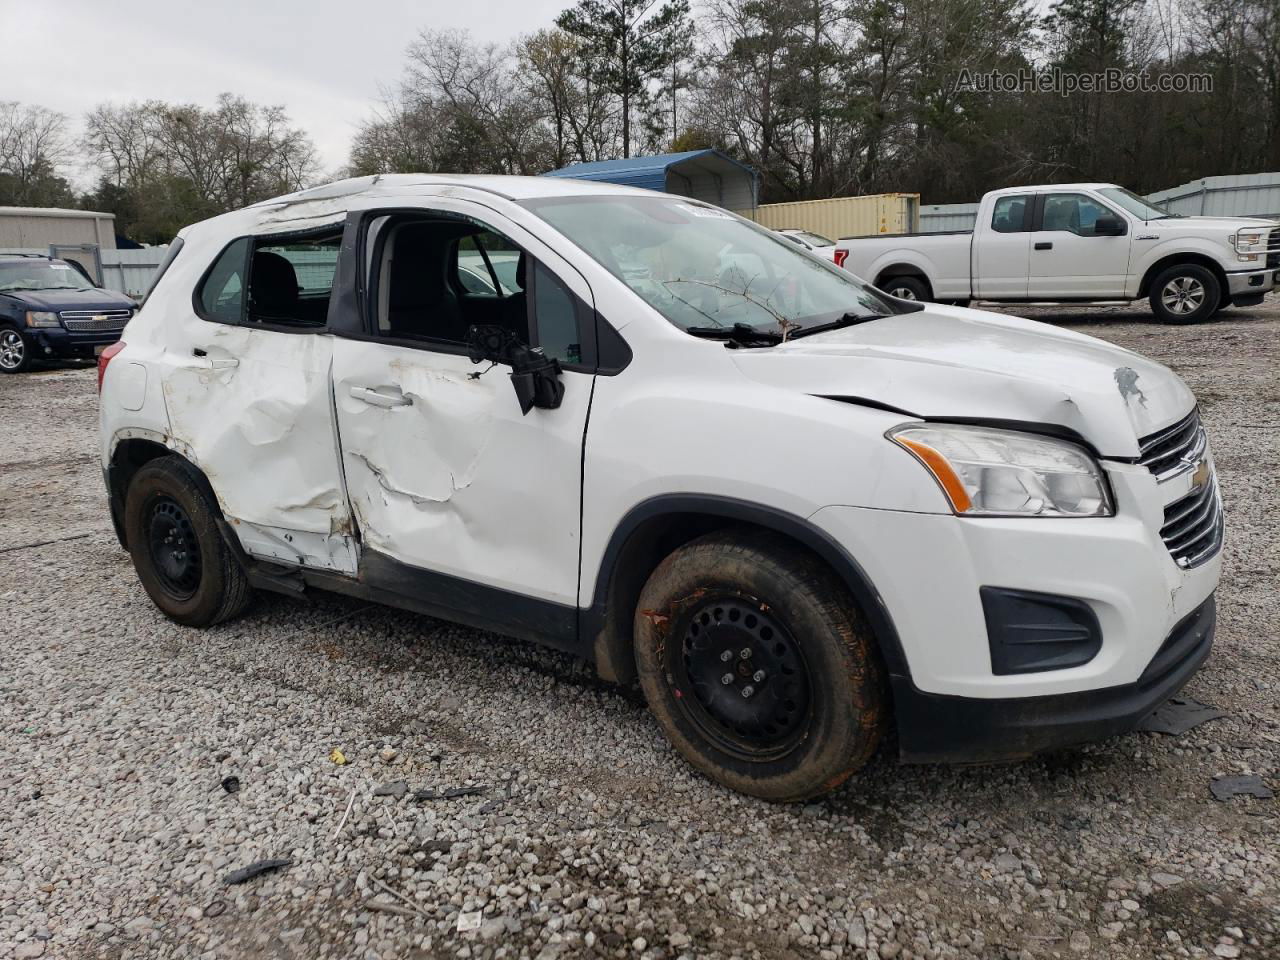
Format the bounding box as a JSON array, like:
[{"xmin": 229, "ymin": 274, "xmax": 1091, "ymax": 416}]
[
  {"xmin": 1189, "ymin": 459, "xmax": 1211, "ymax": 490},
  {"xmin": 91, "ymin": 314, "xmax": 107, "ymax": 322}
]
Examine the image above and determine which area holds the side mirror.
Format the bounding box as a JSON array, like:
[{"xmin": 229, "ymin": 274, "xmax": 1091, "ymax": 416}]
[
  {"xmin": 466, "ymin": 324, "xmax": 564, "ymax": 415},
  {"xmin": 1094, "ymin": 216, "xmax": 1126, "ymax": 236}
]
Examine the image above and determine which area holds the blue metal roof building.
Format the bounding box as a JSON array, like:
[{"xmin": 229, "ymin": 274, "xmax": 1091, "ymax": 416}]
[{"xmin": 543, "ymin": 149, "xmax": 758, "ymax": 213}]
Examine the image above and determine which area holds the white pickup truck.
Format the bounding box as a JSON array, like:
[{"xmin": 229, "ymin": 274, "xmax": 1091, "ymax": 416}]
[{"xmin": 835, "ymin": 183, "xmax": 1280, "ymax": 323}]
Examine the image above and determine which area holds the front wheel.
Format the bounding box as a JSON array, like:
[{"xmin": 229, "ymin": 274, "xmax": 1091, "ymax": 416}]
[
  {"xmin": 1149, "ymin": 264, "xmax": 1220, "ymax": 324},
  {"xmin": 0, "ymin": 325, "xmax": 33, "ymax": 373},
  {"xmin": 634, "ymin": 530, "xmax": 886, "ymax": 802},
  {"xmin": 124, "ymin": 456, "xmax": 252, "ymax": 626}
]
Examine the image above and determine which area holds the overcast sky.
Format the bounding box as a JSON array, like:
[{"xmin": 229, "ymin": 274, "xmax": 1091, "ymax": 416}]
[{"xmin": 2, "ymin": 0, "xmax": 569, "ymax": 183}]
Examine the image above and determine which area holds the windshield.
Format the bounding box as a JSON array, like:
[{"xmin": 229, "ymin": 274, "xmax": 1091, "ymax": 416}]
[
  {"xmin": 794, "ymin": 230, "xmax": 834, "ymax": 247},
  {"xmin": 0, "ymin": 259, "xmax": 95, "ymax": 292},
  {"xmin": 523, "ymin": 195, "xmax": 893, "ymax": 336},
  {"xmin": 1097, "ymin": 187, "xmax": 1175, "ymax": 220}
]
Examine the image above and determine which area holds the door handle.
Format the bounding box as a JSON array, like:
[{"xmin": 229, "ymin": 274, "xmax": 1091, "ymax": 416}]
[
  {"xmin": 192, "ymin": 348, "xmax": 238, "ymax": 369},
  {"xmin": 1034, "ymin": 242, "xmax": 1053, "ymax": 251},
  {"xmin": 349, "ymin": 385, "xmax": 412, "ymax": 408}
]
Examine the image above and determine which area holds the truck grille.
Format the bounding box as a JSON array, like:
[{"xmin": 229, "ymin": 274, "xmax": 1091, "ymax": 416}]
[
  {"xmin": 1138, "ymin": 409, "xmax": 1205, "ymax": 479},
  {"xmin": 58, "ymin": 309, "xmax": 132, "ymax": 331},
  {"xmin": 1268, "ymin": 229, "xmax": 1280, "ymax": 269},
  {"xmin": 1161, "ymin": 475, "xmax": 1223, "ymax": 568}
]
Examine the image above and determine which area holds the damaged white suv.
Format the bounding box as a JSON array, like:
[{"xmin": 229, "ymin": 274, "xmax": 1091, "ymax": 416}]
[{"xmin": 99, "ymin": 175, "xmax": 1222, "ymax": 801}]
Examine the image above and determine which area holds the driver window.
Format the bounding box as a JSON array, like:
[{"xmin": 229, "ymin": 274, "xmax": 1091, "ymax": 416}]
[
  {"xmin": 1041, "ymin": 194, "xmax": 1114, "ymax": 236},
  {"xmin": 368, "ymin": 215, "xmax": 583, "ymax": 364}
]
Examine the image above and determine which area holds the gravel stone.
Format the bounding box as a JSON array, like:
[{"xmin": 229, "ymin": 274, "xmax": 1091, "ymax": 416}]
[{"xmin": 2, "ymin": 305, "xmax": 1279, "ymax": 959}]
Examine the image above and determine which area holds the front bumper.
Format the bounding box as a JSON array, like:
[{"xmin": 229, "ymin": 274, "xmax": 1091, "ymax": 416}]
[
  {"xmin": 29, "ymin": 326, "xmax": 125, "ymax": 358},
  {"xmin": 892, "ymin": 596, "xmax": 1215, "ymax": 762},
  {"xmin": 1224, "ymin": 266, "xmax": 1276, "ymax": 298}
]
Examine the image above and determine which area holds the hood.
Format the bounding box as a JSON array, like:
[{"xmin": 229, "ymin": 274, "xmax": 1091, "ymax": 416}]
[
  {"xmin": 731, "ymin": 305, "xmax": 1195, "ymax": 458},
  {"xmin": 0, "ymin": 287, "xmax": 137, "ymax": 312},
  {"xmin": 1149, "ymin": 215, "xmax": 1279, "ymax": 233}
]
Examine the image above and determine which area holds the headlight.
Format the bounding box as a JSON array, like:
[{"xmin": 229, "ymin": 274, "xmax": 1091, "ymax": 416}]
[
  {"xmin": 888, "ymin": 424, "xmax": 1113, "ymax": 517},
  {"xmin": 25, "ymin": 311, "xmax": 60, "ymax": 328},
  {"xmin": 1234, "ymin": 230, "xmax": 1265, "ymax": 261}
]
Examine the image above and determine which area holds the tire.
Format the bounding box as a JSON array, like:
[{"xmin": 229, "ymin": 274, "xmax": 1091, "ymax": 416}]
[
  {"xmin": 124, "ymin": 456, "xmax": 252, "ymax": 627},
  {"xmin": 0, "ymin": 325, "xmax": 33, "ymax": 373},
  {"xmin": 633, "ymin": 530, "xmax": 886, "ymax": 802},
  {"xmin": 1148, "ymin": 264, "xmax": 1220, "ymax": 324},
  {"xmin": 878, "ymin": 275, "xmax": 930, "ymax": 302}
]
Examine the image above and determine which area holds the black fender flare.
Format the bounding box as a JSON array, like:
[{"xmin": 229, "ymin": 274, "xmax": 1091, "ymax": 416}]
[{"xmin": 581, "ymin": 494, "xmax": 912, "ymax": 684}]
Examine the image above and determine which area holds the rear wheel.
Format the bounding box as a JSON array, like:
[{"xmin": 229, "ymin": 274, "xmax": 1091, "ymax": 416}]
[
  {"xmin": 0, "ymin": 325, "xmax": 33, "ymax": 373},
  {"xmin": 1149, "ymin": 264, "xmax": 1220, "ymax": 324},
  {"xmin": 124, "ymin": 456, "xmax": 252, "ymax": 626},
  {"xmin": 634, "ymin": 530, "xmax": 886, "ymax": 802},
  {"xmin": 879, "ymin": 275, "xmax": 930, "ymax": 302}
]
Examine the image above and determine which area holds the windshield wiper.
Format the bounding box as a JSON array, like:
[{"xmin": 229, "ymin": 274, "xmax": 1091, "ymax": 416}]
[
  {"xmin": 685, "ymin": 323, "xmax": 783, "ymax": 347},
  {"xmin": 787, "ymin": 312, "xmax": 888, "ymax": 340}
]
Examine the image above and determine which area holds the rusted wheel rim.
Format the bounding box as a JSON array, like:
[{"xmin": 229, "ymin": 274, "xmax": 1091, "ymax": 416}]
[{"xmin": 672, "ymin": 595, "xmax": 812, "ymax": 761}]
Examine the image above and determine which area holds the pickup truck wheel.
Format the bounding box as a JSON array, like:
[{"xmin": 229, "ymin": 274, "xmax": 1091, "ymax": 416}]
[
  {"xmin": 0, "ymin": 325, "xmax": 33, "ymax": 373},
  {"xmin": 124, "ymin": 456, "xmax": 252, "ymax": 627},
  {"xmin": 634, "ymin": 530, "xmax": 886, "ymax": 802},
  {"xmin": 1149, "ymin": 265, "xmax": 1220, "ymax": 324},
  {"xmin": 879, "ymin": 276, "xmax": 929, "ymax": 302}
]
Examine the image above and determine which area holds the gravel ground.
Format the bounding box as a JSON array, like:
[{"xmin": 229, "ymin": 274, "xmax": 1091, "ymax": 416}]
[{"xmin": 1, "ymin": 300, "xmax": 1277, "ymax": 960}]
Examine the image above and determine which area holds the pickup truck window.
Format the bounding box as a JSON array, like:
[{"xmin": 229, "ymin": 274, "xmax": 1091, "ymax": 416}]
[
  {"xmin": 1041, "ymin": 194, "xmax": 1116, "ymax": 236},
  {"xmin": 991, "ymin": 196, "xmax": 1031, "ymax": 233},
  {"xmin": 523, "ymin": 195, "xmax": 894, "ymax": 336}
]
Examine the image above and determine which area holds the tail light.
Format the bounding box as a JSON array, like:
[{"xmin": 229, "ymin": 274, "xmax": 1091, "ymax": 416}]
[
  {"xmin": 97, "ymin": 341, "xmax": 126, "ymax": 393},
  {"xmin": 834, "ymin": 249, "xmax": 849, "ymax": 268}
]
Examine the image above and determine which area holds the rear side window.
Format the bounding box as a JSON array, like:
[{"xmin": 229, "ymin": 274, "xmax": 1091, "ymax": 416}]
[
  {"xmin": 197, "ymin": 238, "xmax": 249, "ymax": 323},
  {"xmin": 991, "ymin": 196, "xmax": 1030, "ymax": 233},
  {"xmin": 195, "ymin": 229, "xmax": 341, "ymax": 328}
]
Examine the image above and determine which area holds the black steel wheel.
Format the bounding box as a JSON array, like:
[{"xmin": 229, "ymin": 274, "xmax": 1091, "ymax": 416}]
[
  {"xmin": 124, "ymin": 455, "xmax": 251, "ymax": 626},
  {"xmin": 675, "ymin": 595, "xmax": 811, "ymax": 761},
  {"xmin": 146, "ymin": 495, "xmax": 203, "ymax": 600},
  {"xmin": 634, "ymin": 529, "xmax": 886, "ymax": 802}
]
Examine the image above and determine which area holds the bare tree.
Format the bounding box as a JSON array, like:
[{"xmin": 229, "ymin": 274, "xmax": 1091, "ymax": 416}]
[{"xmin": 0, "ymin": 102, "xmax": 74, "ymax": 206}]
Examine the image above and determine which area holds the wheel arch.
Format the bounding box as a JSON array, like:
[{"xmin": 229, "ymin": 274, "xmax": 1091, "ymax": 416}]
[
  {"xmin": 1137, "ymin": 253, "xmax": 1228, "ymax": 300},
  {"xmin": 107, "ymin": 436, "xmax": 221, "ymax": 548},
  {"xmin": 873, "ymin": 263, "xmax": 933, "ymax": 297},
  {"xmin": 583, "ymin": 495, "xmax": 910, "ymax": 689}
]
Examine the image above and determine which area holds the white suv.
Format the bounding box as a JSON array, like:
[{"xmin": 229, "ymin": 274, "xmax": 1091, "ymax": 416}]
[{"xmin": 99, "ymin": 175, "xmax": 1222, "ymax": 801}]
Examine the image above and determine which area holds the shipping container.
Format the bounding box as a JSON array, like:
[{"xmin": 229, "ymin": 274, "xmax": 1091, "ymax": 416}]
[
  {"xmin": 0, "ymin": 207, "xmax": 116, "ymax": 250},
  {"xmin": 751, "ymin": 193, "xmax": 920, "ymax": 239}
]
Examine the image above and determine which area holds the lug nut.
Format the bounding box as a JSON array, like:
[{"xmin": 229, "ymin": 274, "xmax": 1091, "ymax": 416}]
[
  {"xmin": 741, "ymin": 685, "xmax": 755, "ymax": 698},
  {"xmin": 753, "ymin": 669, "xmax": 766, "ymax": 682},
  {"xmin": 720, "ymin": 650, "xmax": 733, "ymax": 662},
  {"xmin": 721, "ymin": 673, "xmax": 734, "ymax": 685},
  {"xmin": 739, "ymin": 648, "xmax": 752, "ymax": 660}
]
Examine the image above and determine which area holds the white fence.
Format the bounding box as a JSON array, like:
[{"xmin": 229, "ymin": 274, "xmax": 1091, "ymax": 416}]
[
  {"xmin": 918, "ymin": 172, "xmax": 1280, "ymax": 232},
  {"xmin": 1, "ymin": 246, "xmax": 168, "ymax": 298}
]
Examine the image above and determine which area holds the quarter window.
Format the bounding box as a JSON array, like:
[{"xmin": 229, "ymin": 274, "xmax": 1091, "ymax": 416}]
[
  {"xmin": 195, "ymin": 230, "xmax": 341, "ymax": 327},
  {"xmin": 197, "ymin": 238, "xmax": 249, "ymax": 323},
  {"xmin": 991, "ymin": 196, "xmax": 1030, "ymax": 233}
]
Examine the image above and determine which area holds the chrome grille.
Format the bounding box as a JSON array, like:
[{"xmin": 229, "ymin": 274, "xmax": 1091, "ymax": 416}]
[
  {"xmin": 58, "ymin": 309, "xmax": 132, "ymax": 331},
  {"xmin": 1161, "ymin": 475, "xmax": 1223, "ymax": 568},
  {"xmin": 1138, "ymin": 409, "xmax": 1205, "ymax": 479}
]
